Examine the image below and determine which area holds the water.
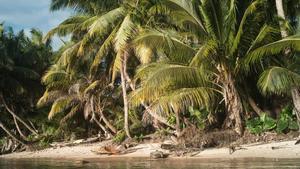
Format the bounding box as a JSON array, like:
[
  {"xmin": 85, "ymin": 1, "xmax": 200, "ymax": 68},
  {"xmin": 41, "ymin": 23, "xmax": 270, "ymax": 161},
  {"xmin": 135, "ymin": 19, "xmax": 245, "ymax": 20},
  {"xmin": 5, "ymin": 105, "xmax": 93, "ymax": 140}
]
[{"xmin": 1, "ymin": 158, "xmax": 300, "ymax": 169}]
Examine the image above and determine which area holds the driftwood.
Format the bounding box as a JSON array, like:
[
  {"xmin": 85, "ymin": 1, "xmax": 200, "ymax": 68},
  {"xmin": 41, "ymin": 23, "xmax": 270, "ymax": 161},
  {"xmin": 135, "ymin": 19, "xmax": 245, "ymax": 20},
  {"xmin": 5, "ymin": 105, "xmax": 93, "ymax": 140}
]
[
  {"xmin": 161, "ymin": 143, "xmax": 202, "ymax": 157},
  {"xmin": 0, "ymin": 137, "xmax": 26, "ymax": 155},
  {"xmin": 50, "ymin": 137, "xmax": 100, "ymax": 148}
]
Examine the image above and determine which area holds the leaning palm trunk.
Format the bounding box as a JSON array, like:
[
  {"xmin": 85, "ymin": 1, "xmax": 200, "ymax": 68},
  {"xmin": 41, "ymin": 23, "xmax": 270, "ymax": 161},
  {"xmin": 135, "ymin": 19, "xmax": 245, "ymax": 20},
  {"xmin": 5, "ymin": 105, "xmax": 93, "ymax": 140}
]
[
  {"xmin": 125, "ymin": 72, "xmax": 176, "ymax": 130},
  {"xmin": 0, "ymin": 94, "xmax": 38, "ymax": 136},
  {"xmin": 275, "ymin": 0, "xmax": 288, "ymax": 37},
  {"xmin": 0, "ymin": 120, "xmax": 27, "ymax": 146},
  {"xmin": 99, "ymin": 110, "xmax": 117, "ymax": 134},
  {"xmin": 291, "ymin": 88, "xmax": 300, "ymax": 132},
  {"xmin": 120, "ymin": 50, "xmax": 131, "ymax": 138},
  {"xmin": 13, "ymin": 116, "xmax": 27, "ymax": 140},
  {"xmin": 220, "ymin": 67, "xmax": 244, "ymax": 135},
  {"xmin": 275, "ymin": 0, "xmax": 300, "ymax": 128}
]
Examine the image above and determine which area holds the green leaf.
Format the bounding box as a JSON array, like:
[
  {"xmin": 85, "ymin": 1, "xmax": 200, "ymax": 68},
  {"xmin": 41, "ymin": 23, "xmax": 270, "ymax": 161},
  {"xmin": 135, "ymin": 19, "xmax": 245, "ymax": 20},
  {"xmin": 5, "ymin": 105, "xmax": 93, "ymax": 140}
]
[
  {"xmin": 263, "ymin": 116, "xmax": 276, "ymax": 130},
  {"xmin": 276, "ymin": 118, "xmax": 289, "ymax": 133},
  {"xmin": 288, "ymin": 120, "xmax": 299, "ymax": 130}
]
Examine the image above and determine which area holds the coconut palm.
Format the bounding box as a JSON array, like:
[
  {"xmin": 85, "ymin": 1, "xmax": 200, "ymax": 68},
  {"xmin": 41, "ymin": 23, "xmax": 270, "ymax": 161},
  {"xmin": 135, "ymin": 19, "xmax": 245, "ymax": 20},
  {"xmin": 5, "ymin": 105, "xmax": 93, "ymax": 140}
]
[
  {"xmin": 38, "ymin": 61, "xmax": 118, "ymax": 135},
  {"xmin": 45, "ymin": 0, "xmax": 174, "ymax": 138},
  {"xmin": 254, "ymin": 0, "xmax": 300, "ymax": 125},
  {"xmin": 131, "ymin": 0, "xmax": 300, "ymax": 135},
  {"xmin": 0, "ymin": 25, "xmax": 52, "ymax": 141}
]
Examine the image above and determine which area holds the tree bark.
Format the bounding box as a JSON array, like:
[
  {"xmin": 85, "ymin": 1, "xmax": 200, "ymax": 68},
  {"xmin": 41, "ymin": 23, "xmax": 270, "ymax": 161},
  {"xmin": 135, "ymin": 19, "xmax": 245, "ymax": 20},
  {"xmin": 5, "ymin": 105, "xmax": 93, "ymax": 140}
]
[
  {"xmin": 275, "ymin": 0, "xmax": 300, "ymax": 131},
  {"xmin": 175, "ymin": 112, "xmax": 181, "ymax": 137},
  {"xmin": 99, "ymin": 110, "xmax": 117, "ymax": 134},
  {"xmin": 93, "ymin": 117, "xmax": 110, "ymax": 135},
  {"xmin": 248, "ymin": 97, "xmax": 264, "ymax": 116},
  {"xmin": 120, "ymin": 50, "xmax": 131, "ymax": 138},
  {"xmin": 0, "ymin": 120, "xmax": 26, "ymax": 146},
  {"xmin": 291, "ymin": 88, "xmax": 300, "ymax": 132},
  {"xmin": 221, "ymin": 68, "xmax": 244, "ymax": 136},
  {"xmin": 13, "ymin": 116, "xmax": 27, "ymax": 140},
  {"xmin": 275, "ymin": 0, "xmax": 288, "ymax": 37},
  {"xmin": 0, "ymin": 94, "xmax": 38, "ymax": 135}
]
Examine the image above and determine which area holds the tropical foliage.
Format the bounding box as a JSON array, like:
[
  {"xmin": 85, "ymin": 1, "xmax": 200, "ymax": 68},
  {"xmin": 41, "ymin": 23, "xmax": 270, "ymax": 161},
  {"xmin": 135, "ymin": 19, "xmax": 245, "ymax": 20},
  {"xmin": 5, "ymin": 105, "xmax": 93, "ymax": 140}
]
[{"xmin": 1, "ymin": 0, "xmax": 300, "ymax": 152}]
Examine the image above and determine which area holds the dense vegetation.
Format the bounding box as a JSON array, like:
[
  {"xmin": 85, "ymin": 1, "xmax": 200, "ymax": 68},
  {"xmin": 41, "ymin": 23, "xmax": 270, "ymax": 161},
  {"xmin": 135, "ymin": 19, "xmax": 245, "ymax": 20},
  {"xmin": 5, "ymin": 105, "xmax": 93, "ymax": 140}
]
[{"xmin": 0, "ymin": 0, "xmax": 300, "ymax": 153}]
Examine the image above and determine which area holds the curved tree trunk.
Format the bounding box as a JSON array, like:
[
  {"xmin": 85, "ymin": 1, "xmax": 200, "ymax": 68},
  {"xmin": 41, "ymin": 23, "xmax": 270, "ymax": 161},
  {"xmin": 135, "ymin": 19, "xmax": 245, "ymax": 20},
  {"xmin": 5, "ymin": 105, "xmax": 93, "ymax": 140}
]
[
  {"xmin": 124, "ymin": 70, "xmax": 176, "ymax": 130},
  {"xmin": 0, "ymin": 120, "xmax": 26, "ymax": 146},
  {"xmin": 291, "ymin": 88, "xmax": 300, "ymax": 132},
  {"xmin": 13, "ymin": 116, "xmax": 27, "ymax": 140},
  {"xmin": 275, "ymin": 0, "xmax": 288, "ymax": 37},
  {"xmin": 0, "ymin": 94, "xmax": 38, "ymax": 135},
  {"xmin": 99, "ymin": 110, "xmax": 117, "ymax": 134},
  {"xmin": 143, "ymin": 104, "xmax": 175, "ymax": 129},
  {"xmin": 220, "ymin": 67, "xmax": 244, "ymax": 136},
  {"xmin": 120, "ymin": 50, "xmax": 131, "ymax": 138},
  {"xmin": 248, "ymin": 97, "xmax": 264, "ymax": 116}
]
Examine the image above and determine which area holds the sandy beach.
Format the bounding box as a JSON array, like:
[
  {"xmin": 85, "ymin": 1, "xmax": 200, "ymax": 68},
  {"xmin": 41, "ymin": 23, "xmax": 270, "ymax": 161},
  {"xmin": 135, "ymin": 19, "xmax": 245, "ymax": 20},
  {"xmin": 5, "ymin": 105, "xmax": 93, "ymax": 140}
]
[{"xmin": 1, "ymin": 139, "xmax": 300, "ymax": 160}]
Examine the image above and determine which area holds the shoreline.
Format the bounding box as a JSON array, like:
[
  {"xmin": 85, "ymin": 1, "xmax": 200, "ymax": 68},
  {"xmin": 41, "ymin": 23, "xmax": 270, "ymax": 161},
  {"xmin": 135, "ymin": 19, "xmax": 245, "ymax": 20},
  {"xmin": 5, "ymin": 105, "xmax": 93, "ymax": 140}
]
[{"xmin": 1, "ymin": 139, "xmax": 300, "ymax": 160}]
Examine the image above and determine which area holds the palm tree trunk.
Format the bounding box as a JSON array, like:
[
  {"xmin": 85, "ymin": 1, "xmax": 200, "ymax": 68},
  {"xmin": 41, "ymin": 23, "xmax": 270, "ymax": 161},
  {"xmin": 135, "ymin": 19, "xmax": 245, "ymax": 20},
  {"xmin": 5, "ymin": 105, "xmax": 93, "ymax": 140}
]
[
  {"xmin": 291, "ymin": 88, "xmax": 300, "ymax": 132},
  {"xmin": 0, "ymin": 94, "xmax": 38, "ymax": 135},
  {"xmin": 248, "ymin": 97, "xmax": 264, "ymax": 116},
  {"xmin": 0, "ymin": 120, "xmax": 26, "ymax": 146},
  {"xmin": 221, "ymin": 69, "xmax": 244, "ymax": 136},
  {"xmin": 275, "ymin": 0, "xmax": 288, "ymax": 37},
  {"xmin": 124, "ymin": 71, "xmax": 176, "ymax": 130},
  {"xmin": 175, "ymin": 112, "xmax": 181, "ymax": 136},
  {"xmin": 275, "ymin": 0, "xmax": 300, "ymax": 129},
  {"xmin": 120, "ymin": 50, "xmax": 131, "ymax": 138},
  {"xmin": 99, "ymin": 111, "xmax": 117, "ymax": 134},
  {"xmin": 13, "ymin": 116, "xmax": 27, "ymax": 140},
  {"xmin": 93, "ymin": 117, "xmax": 110, "ymax": 135}
]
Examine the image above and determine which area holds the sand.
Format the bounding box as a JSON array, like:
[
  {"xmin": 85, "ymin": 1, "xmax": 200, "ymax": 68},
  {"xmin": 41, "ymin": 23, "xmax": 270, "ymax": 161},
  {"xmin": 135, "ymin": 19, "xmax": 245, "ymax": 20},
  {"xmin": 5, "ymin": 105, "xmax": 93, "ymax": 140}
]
[{"xmin": 1, "ymin": 139, "xmax": 300, "ymax": 160}]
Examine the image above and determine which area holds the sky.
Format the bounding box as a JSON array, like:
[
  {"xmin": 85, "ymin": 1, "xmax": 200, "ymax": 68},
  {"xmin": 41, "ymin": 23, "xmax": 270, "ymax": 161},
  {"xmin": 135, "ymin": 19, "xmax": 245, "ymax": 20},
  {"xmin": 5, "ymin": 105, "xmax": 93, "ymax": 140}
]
[{"xmin": 0, "ymin": 0, "xmax": 71, "ymax": 49}]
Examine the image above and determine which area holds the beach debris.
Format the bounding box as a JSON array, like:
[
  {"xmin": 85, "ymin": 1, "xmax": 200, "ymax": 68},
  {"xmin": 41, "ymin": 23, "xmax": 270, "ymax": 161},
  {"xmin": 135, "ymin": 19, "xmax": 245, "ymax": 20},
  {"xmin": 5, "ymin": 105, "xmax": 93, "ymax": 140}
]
[
  {"xmin": 229, "ymin": 145, "xmax": 247, "ymax": 154},
  {"xmin": 50, "ymin": 137, "xmax": 100, "ymax": 148},
  {"xmin": 161, "ymin": 143, "xmax": 202, "ymax": 157},
  {"xmin": 92, "ymin": 145, "xmax": 125, "ymax": 155},
  {"xmin": 271, "ymin": 146, "xmax": 288, "ymax": 150},
  {"xmin": 150, "ymin": 150, "xmax": 169, "ymax": 159}
]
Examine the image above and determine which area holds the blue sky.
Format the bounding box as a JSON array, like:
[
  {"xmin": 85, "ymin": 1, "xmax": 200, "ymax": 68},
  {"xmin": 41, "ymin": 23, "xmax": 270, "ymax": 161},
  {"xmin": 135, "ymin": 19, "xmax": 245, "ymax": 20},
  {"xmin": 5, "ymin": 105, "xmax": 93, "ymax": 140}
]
[{"xmin": 0, "ymin": 0, "xmax": 71, "ymax": 49}]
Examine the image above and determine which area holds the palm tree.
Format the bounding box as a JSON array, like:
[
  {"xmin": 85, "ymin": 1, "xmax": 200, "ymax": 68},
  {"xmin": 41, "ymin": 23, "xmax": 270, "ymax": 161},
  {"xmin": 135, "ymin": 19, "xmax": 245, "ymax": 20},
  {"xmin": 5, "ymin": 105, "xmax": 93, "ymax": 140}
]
[
  {"xmin": 46, "ymin": 0, "xmax": 171, "ymax": 138},
  {"xmin": 38, "ymin": 62, "xmax": 118, "ymax": 135},
  {"xmin": 255, "ymin": 0, "xmax": 300, "ymax": 126},
  {"xmin": 131, "ymin": 0, "xmax": 300, "ymax": 135},
  {"xmin": 0, "ymin": 24, "xmax": 52, "ymax": 142}
]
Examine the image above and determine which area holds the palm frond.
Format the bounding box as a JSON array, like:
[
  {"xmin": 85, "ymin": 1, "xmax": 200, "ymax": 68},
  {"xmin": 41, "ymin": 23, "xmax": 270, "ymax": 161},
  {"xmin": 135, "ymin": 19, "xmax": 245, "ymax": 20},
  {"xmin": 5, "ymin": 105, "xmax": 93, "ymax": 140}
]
[
  {"xmin": 142, "ymin": 87, "xmax": 215, "ymax": 118},
  {"xmin": 37, "ymin": 90, "xmax": 65, "ymax": 107},
  {"xmin": 189, "ymin": 39, "xmax": 218, "ymax": 67},
  {"xmin": 258, "ymin": 66, "xmax": 300, "ymax": 95},
  {"xmin": 48, "ymin": 96, "xmax": 76, "ymax": 120},
  {"xmin": 88, "ymin": 7, "xmax": 125, "ymax": 37},
  {"xmin": 133, "ymin": 29, "xmax": 196, "ymax": 63},
  {"xmin": 42, "ymin": 65, "xmax": 69, "ymax": 85},
  {"xmin": 245, "ymin": 35, "xmax": 300, "ymax": 64},
  {"xmin": 166, "ymin": 0, "xmax": 206, "ymax": 33},
  {"xmin": 229, "ymin": 0, "xmax": 264, "ymax": 55},
  {"xmin": 132, "ymin": 63, "xmax": 212, "ymax": 106},
  {"xmin": 44, "ymin": 15, "xmax": 91, "ymax": 41},
  {"xmin": 114, "ymin": 15, "xmax": 137, "ymax": 51},
  {"xmin": 61, "ymin": 105, "xmax": 81, "ymax": 123},
  {"xmin": 90, "ymin": 27, "xmax": 118, "ymax": 76}
]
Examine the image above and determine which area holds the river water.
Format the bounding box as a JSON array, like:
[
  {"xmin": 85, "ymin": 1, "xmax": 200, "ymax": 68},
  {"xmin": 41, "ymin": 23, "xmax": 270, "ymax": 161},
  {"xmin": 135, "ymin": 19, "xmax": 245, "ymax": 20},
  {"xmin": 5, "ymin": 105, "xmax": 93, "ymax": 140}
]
[{"xmin": 1, "ymin": 158, "xmax": 300, "ymax": 169}]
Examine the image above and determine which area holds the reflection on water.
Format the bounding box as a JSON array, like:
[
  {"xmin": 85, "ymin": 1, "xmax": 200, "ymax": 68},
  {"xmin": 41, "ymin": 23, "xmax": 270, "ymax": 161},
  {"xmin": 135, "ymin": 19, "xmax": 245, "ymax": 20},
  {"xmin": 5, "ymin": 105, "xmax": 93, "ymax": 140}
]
[{"xmin": 1, "ymin": 158, "xmax": 300, "ymax": 169}]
